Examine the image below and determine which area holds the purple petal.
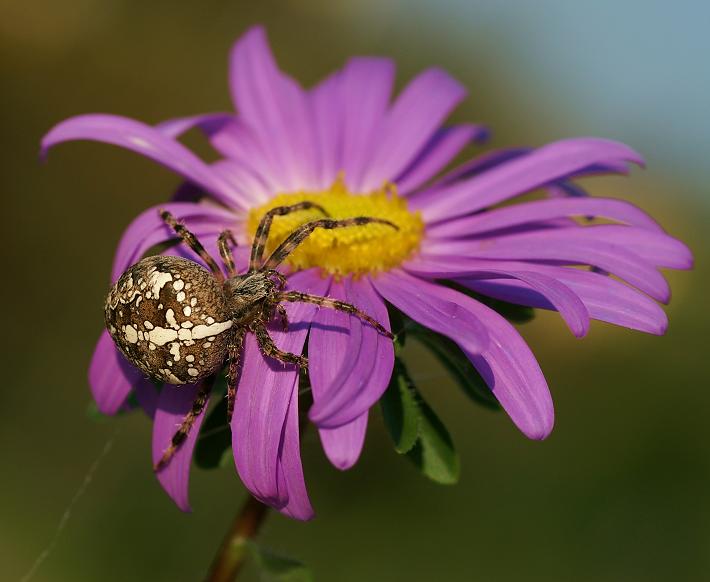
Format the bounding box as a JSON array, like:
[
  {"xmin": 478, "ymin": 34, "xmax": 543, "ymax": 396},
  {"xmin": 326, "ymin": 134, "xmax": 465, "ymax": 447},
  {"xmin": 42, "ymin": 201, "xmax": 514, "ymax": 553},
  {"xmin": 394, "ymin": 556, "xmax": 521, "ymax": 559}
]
[
  {"xmin": 308, "ymin": 279, "xmax": 365, "ymax": 429},
  {"xmin": 231, "ymin": 269, "xmax": 328, "ymax": 510},
  {"xmin": 419, "ymin": 148, "xmax": 629, "ymax": 197},
  {"xmin": 411, "ymin": 138, "xmax": 644, "ymax": 222},
  {"xmin": 89, "ymin": 330, "xmax": 142, "ymax": 414},
  {"xmin": 209, "ymin": 159, "xmax": 273, "ymax": 207},
  {"xmin": 111, "ymin": 202, "xmax": 237, "ymax": 282},
  {"xmin": 309, "ymin": 277, "xmax": 394, "ymax": 430},
  {"xmin": 338, "ymin": 57, "xmax": 396, "ymax": 192},
  {"xmin": 546, "ymin": 180, "xmax": 591, "ymax": 199},
  {"xmin": 41, "ymin": 114, "xmax": 243, "ymax": 207},
  {"xmin": 360, "ymin": 68, "xmax": 467, "ymax": 192},
  {"xmin": 429, "ymin": 147, "xmax": 531, "ymax": 188},
  {"xmin": 459, "ymin": 266, "xmax": 669, "ymax": 335},
  {"xmin": 371, "ymin": 270, "xmax": 489, "ymax": 355},
  {"xmin": 310, "ymin": 71, "xmax": 344, "ymax": 188},
  {"xmin": 565, "ymin": 225, "xmax": 693, "ymax": 269},
  {"xmin": 396, "ymin": 124, "xmax": 488, "ymax": 194},
  {"xmin": 403, "ymin": 259, "xmax": 590, "ymax": 337},
  {"xmin": 374, "ymin": 271, "xmax": 553, "ymax": 439},
  {"xmin": 208, "ymin": 119, "xmax": 285, "ymax": 193},
  {"xmin": 133, "ymin": 379, "xmax": 160, "ymax": 419},
  {"xmin": 426, "ymin": 197, "xmax": 664, "ymax": 238},
  {"xmin": 152, "ymin": 382, "xmax": 211, "ymax": 512},
  {"xmin": 154, "ymin": 113, "xmax": 234, "ymax": 139},
  {"xmin": 276, "ymin": 376, "xmax": 314, "ymax": 520},
  {"xmin": 228, "ymin": 26, "xmax": 318, "ymax": 191},
  {"xmin": 421, "ymin": 230, "xmax": 671, "ymax": 302},
  {"xmin": 318, "ymin": 413, "xmax": 369, "ymax": 471}
]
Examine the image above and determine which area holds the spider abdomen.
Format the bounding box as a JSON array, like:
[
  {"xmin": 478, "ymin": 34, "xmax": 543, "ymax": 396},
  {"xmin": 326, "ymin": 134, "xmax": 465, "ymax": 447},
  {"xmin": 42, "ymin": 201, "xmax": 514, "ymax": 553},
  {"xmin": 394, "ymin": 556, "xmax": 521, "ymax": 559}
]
[{"xmin": 105, "ymin": 255, "xmax": 233, "ymax": 384}]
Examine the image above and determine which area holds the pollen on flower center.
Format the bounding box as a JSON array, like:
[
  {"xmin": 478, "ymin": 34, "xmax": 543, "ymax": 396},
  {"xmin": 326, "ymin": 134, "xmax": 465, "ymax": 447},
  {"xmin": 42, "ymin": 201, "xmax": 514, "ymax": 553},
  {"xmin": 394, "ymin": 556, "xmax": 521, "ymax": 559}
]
[{"xmin": 247, "ymin": 177, "xmax": 424, "ymax": 277}]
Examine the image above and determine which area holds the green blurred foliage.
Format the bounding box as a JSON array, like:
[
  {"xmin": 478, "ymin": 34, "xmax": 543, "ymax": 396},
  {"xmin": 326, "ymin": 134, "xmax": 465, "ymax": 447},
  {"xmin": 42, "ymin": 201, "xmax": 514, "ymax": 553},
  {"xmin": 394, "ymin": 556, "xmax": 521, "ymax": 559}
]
[{"xmin": 1, "ymin": 1, "xmax": 708, "ymax": 581}]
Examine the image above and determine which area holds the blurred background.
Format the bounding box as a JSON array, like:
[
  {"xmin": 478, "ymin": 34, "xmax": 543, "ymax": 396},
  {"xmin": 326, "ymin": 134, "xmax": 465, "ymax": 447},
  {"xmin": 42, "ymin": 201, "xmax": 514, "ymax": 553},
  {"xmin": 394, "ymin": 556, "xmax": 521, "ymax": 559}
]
[{"xmin": 1, "ymin": 1, "xmax": 707, "ymax": 580}]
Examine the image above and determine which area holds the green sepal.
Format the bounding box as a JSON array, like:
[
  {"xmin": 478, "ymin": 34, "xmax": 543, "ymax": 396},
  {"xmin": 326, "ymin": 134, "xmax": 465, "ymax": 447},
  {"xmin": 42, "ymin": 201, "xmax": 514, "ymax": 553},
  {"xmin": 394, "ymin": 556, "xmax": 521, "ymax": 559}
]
[
  {"xmin": 381, "ymin": 358, "xmax": 460, "ymax": 484},
  {"xmin": 407, "ymin": 393, "xmax": 460, "ymax": 485},
  {"xmin": 194, "ymin": 384, "xmax": 232, "ymax": 470},
  {"xmin": 380, "ymin": 359, "xmax": 420, "ymax": 453},
  {"xmin": 246, "ymin": 541, "xmax": 314, "ymax": 581},
  {"xmin": 194, "ymin": 400, "xmax": 232, "ymax": 470},
  {"xmin": 407, "ymin": 323, "xmax": 500, "ymax": 410}
]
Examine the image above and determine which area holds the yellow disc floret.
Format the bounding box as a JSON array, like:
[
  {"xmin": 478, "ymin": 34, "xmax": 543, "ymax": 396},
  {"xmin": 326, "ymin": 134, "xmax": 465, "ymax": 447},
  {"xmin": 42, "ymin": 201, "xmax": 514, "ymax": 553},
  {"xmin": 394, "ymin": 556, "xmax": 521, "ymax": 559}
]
[{"xmin": 247, "ymin": 177, "xmax": 424, "ymax": 277}]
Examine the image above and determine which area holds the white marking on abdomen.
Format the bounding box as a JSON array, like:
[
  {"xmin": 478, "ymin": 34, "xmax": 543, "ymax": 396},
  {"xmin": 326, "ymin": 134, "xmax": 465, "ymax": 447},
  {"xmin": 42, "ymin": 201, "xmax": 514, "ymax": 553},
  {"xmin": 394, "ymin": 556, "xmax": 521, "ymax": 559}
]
[
  {"xmin": 148, "ymin": 271, "xmax": 173, "ymax": 297},
  {"xmin": 148, "ymin": 327, "xmax": 178, "ymax": 346},
  {"xmin": 191, "ymin": 321, "xmax": 233, "ymax": 340}
]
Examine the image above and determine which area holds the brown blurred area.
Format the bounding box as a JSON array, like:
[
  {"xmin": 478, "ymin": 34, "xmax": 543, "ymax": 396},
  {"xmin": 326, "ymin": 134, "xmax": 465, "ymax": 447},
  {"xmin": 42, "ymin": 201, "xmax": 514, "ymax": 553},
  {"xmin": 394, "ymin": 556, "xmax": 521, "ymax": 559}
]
[{"xmin": 1, "ymin": 1, "xmax": 708, "ymax": 581}]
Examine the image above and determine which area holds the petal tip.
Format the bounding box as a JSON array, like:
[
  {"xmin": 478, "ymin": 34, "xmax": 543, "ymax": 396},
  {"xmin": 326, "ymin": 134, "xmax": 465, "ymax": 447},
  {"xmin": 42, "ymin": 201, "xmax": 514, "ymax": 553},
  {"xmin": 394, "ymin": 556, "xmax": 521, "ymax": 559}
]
[{"xmin": 524, "ymin": 419, "xmax": 555, "ymax": 441}]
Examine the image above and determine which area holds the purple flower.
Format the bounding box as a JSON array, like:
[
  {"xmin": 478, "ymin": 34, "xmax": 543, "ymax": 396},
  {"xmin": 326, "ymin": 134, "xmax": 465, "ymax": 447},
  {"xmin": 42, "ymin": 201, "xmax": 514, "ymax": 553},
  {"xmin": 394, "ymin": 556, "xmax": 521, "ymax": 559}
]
[{"xmin": 42, "ymin": 26, "xmax": 692, "ymax": 520}]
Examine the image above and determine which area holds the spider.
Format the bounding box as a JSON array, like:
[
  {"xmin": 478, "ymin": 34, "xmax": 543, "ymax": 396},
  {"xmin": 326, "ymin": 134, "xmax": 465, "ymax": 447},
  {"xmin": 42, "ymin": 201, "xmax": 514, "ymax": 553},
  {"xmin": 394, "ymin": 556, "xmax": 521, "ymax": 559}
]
[{"xmin": 105, "ymin": 203, "xmax": 397, "ymax": 471}]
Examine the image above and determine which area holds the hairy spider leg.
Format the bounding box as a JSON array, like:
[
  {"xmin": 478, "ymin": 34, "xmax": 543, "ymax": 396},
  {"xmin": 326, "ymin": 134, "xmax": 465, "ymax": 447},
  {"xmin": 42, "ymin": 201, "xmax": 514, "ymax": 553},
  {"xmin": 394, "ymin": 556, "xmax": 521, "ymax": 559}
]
[
  {"xmin": 160, "ymin": 210, "xmax": 224, "ymax": 282},
  {"xmin": 276, "ymin": 304, "xmax": 289, "ymax": 332},
  {"xmin": 226, "ymin": 328, "xmax": 246, "ymax": 422},
  {"xmin": 267, "ymin": 269, "xmax": 288, "ymax": 290},
  {"xmin": 252, "ymin": 322, "xmax": 308, "ymax": 368},
  {"xmin": 263, "ymin": 217, "xmax": 399, "ymax": 270},
  {"xmin": 154, "ymin": 375, "xmax": 215, "ymax": 472},
  {"xmin": 249, "ymin": 202, "xmax": 329, "ymax": 271},
  {"xmin": 278, "ymin": 291, "xmax": 394, "ymax": 339},
  {"xmin": 217, "ymin": 229, "xmax": 239, "ymax": 277}
]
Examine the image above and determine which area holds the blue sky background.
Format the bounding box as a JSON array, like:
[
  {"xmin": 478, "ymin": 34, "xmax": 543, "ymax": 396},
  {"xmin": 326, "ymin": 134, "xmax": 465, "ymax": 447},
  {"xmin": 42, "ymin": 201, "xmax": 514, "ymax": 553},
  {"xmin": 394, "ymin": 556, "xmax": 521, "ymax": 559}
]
[{"xmin": 347, "ymin": 0, "xmax": 709, "ymax": 203}]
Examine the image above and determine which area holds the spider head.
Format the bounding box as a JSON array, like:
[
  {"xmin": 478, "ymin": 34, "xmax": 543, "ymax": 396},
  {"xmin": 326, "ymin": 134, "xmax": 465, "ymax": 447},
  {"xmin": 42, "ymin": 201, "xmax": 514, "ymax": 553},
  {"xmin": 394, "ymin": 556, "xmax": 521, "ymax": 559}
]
[{"xmin": 223, "ymin": 270, "xmax": 278, "ymax": 325}]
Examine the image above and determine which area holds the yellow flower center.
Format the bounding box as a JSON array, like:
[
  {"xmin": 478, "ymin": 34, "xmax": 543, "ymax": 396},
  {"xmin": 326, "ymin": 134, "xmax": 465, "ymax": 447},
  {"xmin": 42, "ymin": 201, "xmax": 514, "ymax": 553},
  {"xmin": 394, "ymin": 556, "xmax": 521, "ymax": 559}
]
[{"xmin": 247, "ymin": 177, "xmax": 424, "ymax": 277}]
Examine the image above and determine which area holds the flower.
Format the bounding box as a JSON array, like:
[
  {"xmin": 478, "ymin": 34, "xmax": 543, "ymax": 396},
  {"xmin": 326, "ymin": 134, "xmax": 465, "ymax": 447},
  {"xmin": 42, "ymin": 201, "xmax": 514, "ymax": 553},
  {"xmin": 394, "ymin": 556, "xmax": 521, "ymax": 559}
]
[{"xmin": 42, "ymin": 26, "xmax": 692, "ymax": 520}]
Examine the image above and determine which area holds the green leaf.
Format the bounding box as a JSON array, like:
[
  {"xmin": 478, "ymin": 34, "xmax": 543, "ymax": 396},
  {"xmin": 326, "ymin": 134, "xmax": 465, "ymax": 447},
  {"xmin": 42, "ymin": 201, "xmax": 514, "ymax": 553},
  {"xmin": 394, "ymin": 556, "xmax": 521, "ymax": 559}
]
[
  {"xmin": 407, "ymin": 394, "xmax": 460, "ymax": 485},
  {"xmin": 380, "ymin": 360, "xmax": 421, "ymax": 453},
  {"xmin": 407, "ymin": 323, "xmax": 500, "ymax": 410},
  {"xmin": 381, "ymin": 358, "xmax": 460, "ymax": 484},
  {"xmin": 194, "ymin": 396, "xmax": 232, "ymax": 470},
  {"xmin": 247, "ymin": 541, "xmax": 314, "ymax": 582}
]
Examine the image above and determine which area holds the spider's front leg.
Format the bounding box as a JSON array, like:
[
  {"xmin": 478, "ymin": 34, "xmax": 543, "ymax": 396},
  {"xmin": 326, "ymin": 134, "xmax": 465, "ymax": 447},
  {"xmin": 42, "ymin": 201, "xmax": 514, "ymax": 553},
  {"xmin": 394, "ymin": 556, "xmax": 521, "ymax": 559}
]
[
  {"xmin": 250, "ymin": 202, "xmax": 329, "ymax": 271},
  {"xmin": 218, "ymin": 229, "xmax": 238, "ymax": 278},
  {"xmin": 263, "ymin": 217, "xmax": 398, "ymax": 270},
  {"xmin": 160, "ymin": 210, "xmax": 224, "ymax": 281}
]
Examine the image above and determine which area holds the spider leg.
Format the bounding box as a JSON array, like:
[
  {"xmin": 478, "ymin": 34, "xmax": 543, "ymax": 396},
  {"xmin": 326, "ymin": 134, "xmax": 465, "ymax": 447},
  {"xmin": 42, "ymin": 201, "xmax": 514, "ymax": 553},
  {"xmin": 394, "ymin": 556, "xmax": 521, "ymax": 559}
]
[
  {"xmin": 263, "ymin": 217, "xmax": 399, "ymax": 270},
  {"xmin": 276, "ymin": 304, "xmax": 289, "ymax": 332},
  {"xmin": 226, "ymin": 327, "xmax": 246, "ymax": 422},
  {"xmin": 250, "ymin": 202, "xmax": 329, "ymax": 270},
  {"xmin": 266, "ymin": 269, "xmax": 288, "ymax": 290},
  {"xmin": 252, "ymin": 322, "xmax": 308, "ymax": 368},
  {"xmin": 159, "ymin": 209, "xmax": 224, "ymax": 281},
  {"xmin": 154, "ymin": 376, "xmax": 214, "ymax": 472},
  {"xmin": 277, "ymin": 291, "xmax": 394, "ymax": 339},
  {"xmin": 218, "ymin": 229, "xmax": 238, "ymax": 277}
]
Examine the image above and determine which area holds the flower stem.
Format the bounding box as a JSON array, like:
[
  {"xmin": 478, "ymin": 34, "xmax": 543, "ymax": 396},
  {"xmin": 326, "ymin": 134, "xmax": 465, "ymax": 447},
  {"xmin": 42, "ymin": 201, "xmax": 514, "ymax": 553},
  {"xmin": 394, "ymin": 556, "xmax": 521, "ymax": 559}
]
[{"xmin": 205, "ymin": 494, "xmax": 270, "ymax": 582}]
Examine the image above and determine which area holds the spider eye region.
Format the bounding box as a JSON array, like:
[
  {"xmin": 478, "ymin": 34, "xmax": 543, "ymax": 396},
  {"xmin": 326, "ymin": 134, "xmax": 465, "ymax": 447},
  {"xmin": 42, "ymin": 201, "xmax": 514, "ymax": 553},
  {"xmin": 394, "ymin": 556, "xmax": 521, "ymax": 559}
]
[
  {"xmin": 105, "ymin": 255, "xmax": 233, "ymax": 384},
  {"xmin": 247, "ymin": 177, "xmax": 424, "ymax": 277}
]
